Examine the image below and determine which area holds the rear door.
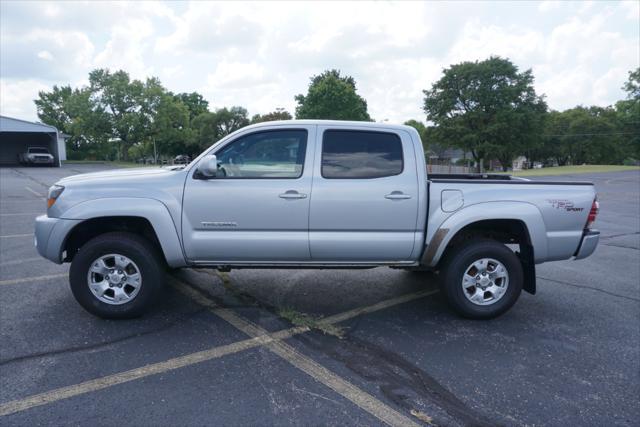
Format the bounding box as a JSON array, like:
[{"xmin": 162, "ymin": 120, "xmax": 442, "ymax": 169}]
[{"xmin": 309, "ymin": 126, "xmax": 419, "ymax": 262}]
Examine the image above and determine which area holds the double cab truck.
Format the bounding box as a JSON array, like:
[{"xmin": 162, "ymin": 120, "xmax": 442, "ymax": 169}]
[{"xmin": 35, "ymin": 120, "xmax": 600, "ymax": 319}]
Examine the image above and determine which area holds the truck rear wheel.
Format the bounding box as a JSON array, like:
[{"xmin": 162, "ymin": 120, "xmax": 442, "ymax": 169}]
[
  {"xmin": 69, "ymin": 232, "xmax": 165, "ymax": 319},
  {"xmin": 439, "ymin": 239, "xmax": 523, "ymax": 319}
]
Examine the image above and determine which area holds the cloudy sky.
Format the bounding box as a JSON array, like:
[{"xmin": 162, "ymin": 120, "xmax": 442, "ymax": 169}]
[{"xmin": 1, "ymin": 1, "xmax": 638, "ymax": 123}]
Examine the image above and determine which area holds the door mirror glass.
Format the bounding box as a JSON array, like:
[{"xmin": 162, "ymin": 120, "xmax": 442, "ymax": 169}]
[{"xmin": 197, "ymin": 154, "xmax": 218, "ymax": 178}]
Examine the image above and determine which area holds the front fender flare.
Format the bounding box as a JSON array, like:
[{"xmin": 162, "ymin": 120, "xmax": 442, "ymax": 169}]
[{"xmin": 60, "ymin": 198, "xmax": 187, "ymax": 268}]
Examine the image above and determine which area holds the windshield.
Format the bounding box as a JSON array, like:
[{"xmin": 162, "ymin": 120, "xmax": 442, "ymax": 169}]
[{"xmin": 29, "ymin": 148, "xmax": 49, "ymax": 154}]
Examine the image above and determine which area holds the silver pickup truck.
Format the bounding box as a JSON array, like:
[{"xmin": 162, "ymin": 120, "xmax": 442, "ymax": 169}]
[{"xmin": 35, "ymin": 120, "xmax": 600, "ymax": 320}]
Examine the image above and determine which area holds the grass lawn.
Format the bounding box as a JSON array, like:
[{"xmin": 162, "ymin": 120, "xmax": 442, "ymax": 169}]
[{"xmin": 509, "ymin": 165, "xmax": 640, "ymax": 176}]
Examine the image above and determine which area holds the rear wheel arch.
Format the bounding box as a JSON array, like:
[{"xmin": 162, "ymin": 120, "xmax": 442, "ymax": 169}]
[{"xmin": 437, "ymin": 219, "xmax": 537, "ymax": 294}]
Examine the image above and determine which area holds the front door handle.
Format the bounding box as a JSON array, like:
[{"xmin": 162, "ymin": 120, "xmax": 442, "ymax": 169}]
[
  {"xmin": 279, "ymin": 190, "xmax": 307, "ymax": 199},
  {"xmin": 385, "ymin": 191, "xmax": 412, "ymax": 200}
]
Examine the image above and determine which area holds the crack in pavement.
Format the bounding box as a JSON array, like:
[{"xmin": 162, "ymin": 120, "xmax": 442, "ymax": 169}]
[
  {"xmin": 599, "ymin": 231, "xmax": 640, "ymax": 240},
  {"xmin": 9, "ymin": 169, "xmax": 51, "ymax": 190},
  {"xmin": 601, "ymin": 243, "xmax": 639, "ymax": 251},
  {"xmin": 188, "ymin": 269, "xmax": 492, "ymax": 426},
  {"xmin": 173, "ymin": 276, "xmax": 423, "ymax": 427},
  {"xmin": 296, "ymin": 331, "xmax": 498, "ymax": 427},
  {"xmin": 0, "ymin": 307, "xmax": 207, "ymax": 367},
  {"xmin": 537, "ymin": 276, "xmax": 640, "ymax": 303}
]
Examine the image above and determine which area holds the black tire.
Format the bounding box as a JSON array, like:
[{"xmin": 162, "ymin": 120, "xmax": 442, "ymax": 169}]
[
  {"xmin": 69, "ymin": 232, "xmax": 165, "ymax": 319},
  {"xmin": 439, "ymin": 239, "xmax": 523, "ymax": 319}
]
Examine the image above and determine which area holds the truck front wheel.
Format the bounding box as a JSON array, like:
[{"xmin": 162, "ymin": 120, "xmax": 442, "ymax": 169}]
[
  {"xmin": 439, "ymin": 239, "xmax": 523, "ymax": 319},
  {"xmin": 69, "ymin": 232, "xmax": 165, "ymax": 319}
]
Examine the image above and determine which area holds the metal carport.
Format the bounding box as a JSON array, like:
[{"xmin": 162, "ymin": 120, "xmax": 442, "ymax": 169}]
[{"xmin": 0, "ymin": 115, "xmax": 61, "ymax": 167}]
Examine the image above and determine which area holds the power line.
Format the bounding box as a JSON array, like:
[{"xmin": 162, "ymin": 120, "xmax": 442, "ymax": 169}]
[{"xmin": 543, "ymin": 132, "xmax": 640, "ymax": 137}]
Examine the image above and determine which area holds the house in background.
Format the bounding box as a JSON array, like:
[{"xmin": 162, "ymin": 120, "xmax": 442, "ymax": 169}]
[{"xmin": 512, "ymin": 156, "xmax": 528, "ymax": 171}]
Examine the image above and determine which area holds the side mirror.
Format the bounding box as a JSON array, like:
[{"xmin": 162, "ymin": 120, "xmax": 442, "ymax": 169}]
[{"xmin": 196, "ymin": 154, "xmax": 218, "ymax": 178}]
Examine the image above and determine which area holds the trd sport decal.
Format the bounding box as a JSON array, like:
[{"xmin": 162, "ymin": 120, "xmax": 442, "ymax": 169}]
[{"xmin": 546, "ymin": 199, "xmax": 585, "ymax": 212}]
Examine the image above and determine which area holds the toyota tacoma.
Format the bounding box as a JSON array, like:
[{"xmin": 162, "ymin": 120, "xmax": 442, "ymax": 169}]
[{"xmin": 34, "ymin": 120, "xmax": 600, "ymax": 319}]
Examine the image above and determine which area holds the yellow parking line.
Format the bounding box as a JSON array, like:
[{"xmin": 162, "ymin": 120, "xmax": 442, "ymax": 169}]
[
  {"xmin": 321, "ymin": 289, "xmax": 439, "ymax": 325},
  {"xmin": 174, "ymin": 280, "xmax": 422, "ymax": 427},
  {"xmin": 0, "ymin": 233, "xmax": 33, "ymax": 239},
  {"xmin": 0, "ymin": 275, "xmax": 436, "ymax": 424},
  {"xmin": 0, "ymin": 257, "xmax": 44, "ymax": 267},
  {"xmin": 0, "ymin": 329, "xmax": 306, "ymax": 417},
  {"xmin": 0, "ymin": 273, "xmax": 67, "ymax": 286}
]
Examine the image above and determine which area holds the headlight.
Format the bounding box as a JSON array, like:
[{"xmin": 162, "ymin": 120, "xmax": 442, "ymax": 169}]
[{"xmin": 47, "ymin": 185, "xmax": 65, "ymax": 208}]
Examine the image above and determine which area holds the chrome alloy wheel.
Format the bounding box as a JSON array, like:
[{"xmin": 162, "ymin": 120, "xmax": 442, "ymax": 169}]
[
  {"xmin": 461, "ymin": 258, "xmax": 509, "ymax": 306},
  {"xmin": 87, "ymin": 254, "xmax": 142, "ymax": 305}
]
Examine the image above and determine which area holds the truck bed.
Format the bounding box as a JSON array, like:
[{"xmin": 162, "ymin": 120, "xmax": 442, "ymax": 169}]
[
  {"xmin": 429, "ymin": 173, "xmax": 594, "ymax": 185},
  {"xmin": 425, "ymin": 176, "xmax": 597, "ymax": 266}
]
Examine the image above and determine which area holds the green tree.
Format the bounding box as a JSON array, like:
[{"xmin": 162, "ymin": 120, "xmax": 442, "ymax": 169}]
[
  {"xmin": 616, "ymin": 68, "xmax": 640, "ymax": 160},
  {"xmin": 423, "ymin": 57, "xmax": 547, "ymax": 171},
  {"xmin": 404, "ymin": 119, "xmax": 429, "ymax": 155},
  {"xmin": 148, "ymin": 94, "xmax": 193, "ymax": 159},
  {"xmin": 538, "ymin": 110, "xmax": 571, "ymax": 165},
  {"xmin": 542, "ymin": 106, "xmax": 626, "ymax": 165},
  {"xmin": 192, "ymin": 106, "xmax": 250, "ymax": 152},
  {"xmin": 36, "ymin": 85, "xmax": 112, "ymax": 160},
  {"xmin": 88, "ymin": 69, "xmax": 176, "ymax": 161},
  {"xmin": 295, "ymin": 69, "xmax": 371, "ymax": 121},
  {"xmin": 35, "ymin": 85, "xmax": 74, "ymax": 131},
  {"xmin": 174, "ymin": 92, "xmax": 209, "ymax": 120},
  {"xmin": 622, "ymin": 68, "xmax": 640, "ymax": 100},
  {"xmin": 251, "ymin": 108, "xmax": 293, "ymax": 123}
]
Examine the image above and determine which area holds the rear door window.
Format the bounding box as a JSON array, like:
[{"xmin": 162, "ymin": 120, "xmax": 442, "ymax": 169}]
[{"xmin": 321, "ymin": 130, "xmax": 403, "ymax": 179}]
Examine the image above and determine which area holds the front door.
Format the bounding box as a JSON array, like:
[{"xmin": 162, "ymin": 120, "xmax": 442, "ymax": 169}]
[{"xmin": 182, "ymin": 126, "xmax": 314, "ymax": 262}]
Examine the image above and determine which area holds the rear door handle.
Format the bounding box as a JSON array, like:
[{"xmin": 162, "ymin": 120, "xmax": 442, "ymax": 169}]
[
  {"xmin": 279, "ymin": 190, "xmax": 307, "ymax": 199},
  {"xmin": 385, "ymin": 191, "xmax": 412, "ymax": 200}
]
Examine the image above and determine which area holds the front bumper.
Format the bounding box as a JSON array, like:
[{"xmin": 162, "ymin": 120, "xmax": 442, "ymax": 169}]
[
  {"xmin": 28, "ymin": 157, "xmax": 55, "ymax": 164},
  {"xmin": 35, "ymin": 215, "xmax": 81, "ymax": 264},
  {"xmin": 574, "ymin": 230, "xmax": 600, "ymax": 260}
]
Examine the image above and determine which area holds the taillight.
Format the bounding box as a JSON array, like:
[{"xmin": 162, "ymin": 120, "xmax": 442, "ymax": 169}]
[{"xmin": 586, "ymin": 197, "xmax": 599, "ymax": 229}]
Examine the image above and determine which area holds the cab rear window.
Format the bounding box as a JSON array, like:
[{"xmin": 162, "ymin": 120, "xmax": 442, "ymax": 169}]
[{"xmin": 321, "ymin": 130, "xmax": 403, "ymax": 179}]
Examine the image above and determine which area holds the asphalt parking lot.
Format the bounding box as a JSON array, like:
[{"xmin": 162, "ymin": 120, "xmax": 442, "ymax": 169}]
[{"xmin": 1, "ymin": 164, "xmax": 638, "ymax": 426}]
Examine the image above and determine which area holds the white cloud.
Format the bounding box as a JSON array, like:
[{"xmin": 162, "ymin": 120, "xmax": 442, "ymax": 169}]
[
  {"xmin": 0, "ymin": 79, "xmax": 50, "ymax": 118},
  {"xmin": 37, "ymin": 51, "xmax": 54, "ymax": 61},
  {"xmin": 620, "ymin": 0, "xmax": 639, "ymax": 19},
  {"xmin": 1, "ymin": 29, "xmax": 95, "ymax": 81},
  {"xmin": 538, "ymin": 1, "xmax": 562, "ymax": 13},
  {"xmin": 1, "ymin": 0, "xmax": 637, "ymax": 122},
  {"xmin": 448, "ymin": 23, "xmax": 544, "ymax": 64},
  {"xmin": 93, "ymin": 17, "xmax": 156, "ymax": 80}
]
